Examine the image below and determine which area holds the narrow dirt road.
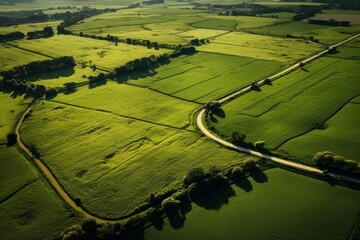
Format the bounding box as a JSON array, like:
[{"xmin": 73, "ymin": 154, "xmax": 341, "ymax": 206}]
[{"xmin": 197, "ymin": 33, "xmax": 360, "ymax": 183}]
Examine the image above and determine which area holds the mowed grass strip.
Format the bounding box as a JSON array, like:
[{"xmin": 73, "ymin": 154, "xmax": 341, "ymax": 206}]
[
  {"xmin": 125, "ymin": 52, "xmax": 284, "ymax": 103},
  {"xmin": 54, "ymin": 82, "xmax": 199, "ymax": 128},
  {"xmin": 212, "ymin": 57, "xmax": 360, "ymax": 154},
  {"xmin": 11, "ymin": 35, "xmax": 170, "ymax": 70},
  {"xmin": 144, "ymin": 168, "xmax": 360, "ymax": 240},
  {"xmin": 0, "ymin": 146, "xmax": 79, "ymax": 240},
  {"xmin": 279, "ymin": 96, "xmax": 360, "ymax": 164},
  {"xmin": 197, "ymin": 32, "xmax": 322, "ymax": 63},
  {"xmin": 20, "ymin": 101, "xmax": 248, "ymax": 218},
  {"xmin": 0, "ymin": 43, "xmax": 49, "ymax": 71}
]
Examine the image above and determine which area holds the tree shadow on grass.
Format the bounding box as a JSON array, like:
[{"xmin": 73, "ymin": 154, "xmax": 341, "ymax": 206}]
[
  {"xmin": 234, "ymin": 178, "xmax": 253, "ymax": 193},
  {"xmin": 20, "ymin": 66, "xmax": 75, "ymax": 82},
  {"xmin": 212, "ymin": 107, "xmax": 225, "ymax": 118},
  {"xmin": 250, "ymin": 170, "xmax": 268, "ymax": 183},
  {"xmin": 194, "ymin": 185, "xmax": 236, "ymax": 211},
  {"xmin": 168, "ymin": 210, "xmax": 186, "ymax": 229}
]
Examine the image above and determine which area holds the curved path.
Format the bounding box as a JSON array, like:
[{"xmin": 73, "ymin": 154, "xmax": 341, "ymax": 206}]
[
  {"xmin": 15, "ymin": 98, "xmax": 120, "ymax": 223},
  {"xmin": 197, "ymin": 33, "xmax": 360, "ymax": 184}
]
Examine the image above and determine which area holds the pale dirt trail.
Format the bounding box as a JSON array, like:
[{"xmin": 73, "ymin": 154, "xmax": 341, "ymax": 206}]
[{"xmin": 197, "ymin": 33, "xmax": 360, "ymax": 183}]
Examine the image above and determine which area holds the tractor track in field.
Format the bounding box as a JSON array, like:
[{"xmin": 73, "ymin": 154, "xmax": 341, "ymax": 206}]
[{"xmin": 14, "ymin": 33, "xmax": 360, "ymax": 224}]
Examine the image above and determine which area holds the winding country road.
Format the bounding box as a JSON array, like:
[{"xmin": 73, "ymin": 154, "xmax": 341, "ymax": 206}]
[
  {"xmin": 196, "ymin": 33, "xmax": 360, "ymax": 184},
  {"xmin": 14, "ymin": 33, "xmax": 360, "ymax": 222}
]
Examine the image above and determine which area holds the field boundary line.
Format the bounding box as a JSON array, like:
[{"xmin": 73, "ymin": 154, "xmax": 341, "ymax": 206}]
[
  {"xmin": 0, "ymin": 178, "xmax": 39, "ymax": 204},
  {"xmin": 4, "ymin": 42, "xmax": 55, "ymax": 59}
]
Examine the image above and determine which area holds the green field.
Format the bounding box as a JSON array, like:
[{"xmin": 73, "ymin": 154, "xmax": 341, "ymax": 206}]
[
  {"xmin": 210, "ymin": 56, "xmax": 360, "ymax": 162},
  {"xmin": 280, "ymin": 96, "xmax": 360, "ymax": 164},
  {"xmin": 197, "ymin": 32, "xmax": 322, "ymax": 63},
  {"xmin": 247, "ymin": 21, "xmax": 360, "ymax": 44},
  {"xmin": 0, "ymin": 21, "xmax": 62, "ymax": 35},
  {"xmin": 0, "ymin": 43, "xmax": 49, "ymax": 71},
  {"xmin": 144, "ymin": 168, "xmax": 360, "ymax": 240},
  {"xmin": 0, "ymin": 146, "xmax": 79, "ymax": 240},
  {"xmin": 191, "ymin": 18, "xmax": 237, "ymax": 31},
  {"xmin": 20, "ymin": 95, "xmax": 248, "ymax": 218},
  {"xmin": 9, "ymin": 35, "xmax": 170, "ymax": 71},
  {"xmin": 54, "ymin": 82, "xmax": 199, "ymax": 128},
  {"xmin": 123, "ymin": 52, "xmax": 284, "ymax": 103},
  {"xmin": 0, "ymin": 93, "xmax": 31, "ymax": 143}
]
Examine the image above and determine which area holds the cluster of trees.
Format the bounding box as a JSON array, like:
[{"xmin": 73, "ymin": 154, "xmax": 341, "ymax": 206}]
[
  {"xmin": 27, "ymin": 26, "xmax": 54, "ymax": 39},
  {"xmin": 0, "ymin": 56, "xmax": 75, "ymax": 79},
  {"xmin": 1, "ymin": 78, "xmax": 57, "ymax": 98},
  {"xmin": 258, "ymin": 14, "xmax": 278, "ymax": 18},
  {"xmin": 314, "ymin": 151, "xmax": 360, "ymax": 175},
  {"xmin": 204, "ymin": 101, "xmax": 221, "ymax": 111},
  {"xmin": 142, "ymin": 0, "xmax": 164, "ymax": 5},
  {"xmin": 315, "ymin": 0, "xmax": 360, "ymax": 10},
  {"xmin": 292, "ymin": 5, "xmax": 321, "ymax": 21},
  {"xmin": 308, "ymin": 19, "xmax": 350, "ymax": 26},
  {"xmin": 190, "ymin": 38, "xmax": 209, "ymax": 45},
  {"xmin": 0, "ymin": 31, "xmax": 25, "ymax": 42},
  {"xmin": 0, "ymin": 10, "xmax": 48, "ymax": 26}
]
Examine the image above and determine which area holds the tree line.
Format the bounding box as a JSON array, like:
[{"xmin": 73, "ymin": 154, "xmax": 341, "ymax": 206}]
[
  {"xmin": 0, "ymin": 78, "xmax": 56, "ymax": 98},
  {"xmin": 0, "ymin": 31, "xmax": 25, "ymax": 42},
  {"xmin": 27, "ymin": 26, "xmax": 54, "ymax": 39},
  {"xmin": 314, "ymin": 151, "xmax": 360, "ymax": 176},
  {"xmin": 308, "ymin": 19, "xmax": 350, "ymax": 27},
  {"xmin": 60, "ymin": 160, "xmax": 261, "ymax": 240},
  {"xmin": 0, "ymin": 56, "xmax": 75, "ymax": 79}
]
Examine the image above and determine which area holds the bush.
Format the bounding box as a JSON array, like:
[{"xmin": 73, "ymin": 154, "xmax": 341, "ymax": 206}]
[
  {"xmin": 183, "ymin": 167, "xmax": 206, "ymax": 187},
  {"xmin": 187, "ymin": 181, "xmax": 211, "ymax": 201},
  {"xmin": 243, "ymin": 159, "xmax": 258, "ymax": 172},
  {"xmin": 231, "ymin": 166, "xmax": 245, "ymax": 181},
  {"xmin": 81, "ymin": 219, "xmax": 97, "ymax": 239},
  {"xmin": 61, "ymin": 224, "xmax": 85, "ymax": 240},
  {"xmin": 254, "ymin": 141, "xmax": 266, "ymax": 148},
  {"xmin": 7, "ymin": 133, "xmax": 17, "ymax": 146},
  {"xmin": 161, "ymin": 197, "xmax": 180, "ymax": 212}
]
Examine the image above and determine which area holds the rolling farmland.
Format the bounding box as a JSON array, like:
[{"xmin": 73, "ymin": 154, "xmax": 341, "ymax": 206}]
[
  {"xmin": 211, "ymin": 56, "xmax": 360, "ymax": 161},
  {"xmin": 144, "ymin": 168, "xmax": 360, "ymax": 240}
]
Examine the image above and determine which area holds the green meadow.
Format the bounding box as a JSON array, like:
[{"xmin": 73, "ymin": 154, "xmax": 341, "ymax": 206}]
[
  {"xmin": 197, "ymin": 32, "xmax": 322, "ymax": 63},
  {"xmin": 144, "ymin": 168, "xmax": 360, "ymax": 240},
  {"xmin": 279, "ymin": 96, "xmax": 360, "ymax": 164},
  {"xmin": 10, "ymin": 35, "xmax": 170, "ymax": 71},
  {"xmin": 20, "ymin": 94, "xmax": 248, "ymax": 218},
  {"xmin": 191, "ymin": 18, "xmax": 238, "ymax": 31},
  {"xmin": 0, "ymin": 21, "xmax": 62, "ymax": 35},
  {"xmin": 211, "ymin": 56, "xmax": 360, "ymax": 162},
  {"xmin": 0, "ymin": 146, "xmax": 79, "ymax": 240},
  {"xmin": 123, "ymin": 52, "xmax": 284, "ymax": 103}
]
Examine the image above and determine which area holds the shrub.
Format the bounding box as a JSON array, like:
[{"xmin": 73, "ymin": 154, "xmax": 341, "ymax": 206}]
[
  {"xmin": 183, "ymin": 167, "xmax": 206, "ymax": 187},
  {"xmin": 161, "ymin": 197, "xmax": 180, "ymax": 212},
  {"xmin": 81, "ymin": 219, "xmax": 97, "ymax": 239},
  {"xmin": 7, "ymin": 133, "xmax": 17, "ymax": 146},
  {"xmin": 61, "ymin": 224, "xmax": 85, "ymax": 240},
  {"xmin": 231, "ymin": 166, "xmax": 245, "ymax": 181},
  {"xmin": 254, "ymin": 141, "xmax": 266, "ymax": 148}
]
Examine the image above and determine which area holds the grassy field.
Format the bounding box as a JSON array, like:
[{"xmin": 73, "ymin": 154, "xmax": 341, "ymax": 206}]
[
  {"xmin": 279, "ymin": 96, "xmax": 360, "ymax": 164},
  {"xmin": 328, "ymin": 45, "xmax": 360, "ymax": 61},
  {"xmin": 20, "ymin": 96, "xmax": 249, "ymax": 218},
  {"xmin": 144, "ymin": 168, "xmax": 360, "ymax": 240},
  {"xmin": 191, "ymin": 18, "xmax": 238, "ymax": 31},
  {"xmin": 123, "ymin": 52, "xmax": 284, "ymax": 103},
  {"xmin": 10, "ymin": 35, "xmax": 170, "ymax": 71},
  {"xmin": 0, "ymin": 146, "xmax": 79, "ymax": 240},
  {"xmin": 0, "ymin": 93, "xmax": 31, "ymax": 144},
  {"xmin": 210, "ymin": 56, "xmax": 360, "ymax": 161},
  {"xmin": 54, "ymin": 82, "xmax": 199, "ymax": 128},
  {"xmin": 0, "ymin": 43, "xmax": 49, "ymax": 71},
  {"xmin": 0, "ymin": 21, "xmax": 62, "ymax": 35},
  {"xmin": 197, "ymin": 32, "xmax": 322, "ymax": 63},
  {"xmin": 247, "ymin": 21, "xmax": 360, "ymax": 44}
]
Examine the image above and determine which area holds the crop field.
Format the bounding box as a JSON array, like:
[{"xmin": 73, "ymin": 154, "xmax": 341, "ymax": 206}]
[
  {"xmin": 327, "ymin": 46, "xmax": 360, "ymax": 61},
  {"xmin": 197, "ymin": 32, "xmax": 322, "ymax": 63},
  {"xmin": 0, "ymin": 21, "xmax": 62, "ymax": 35},
  {"xmin": 0, "ymin": 93, "xmax": 31, "ymax": 143},
  {"xmin": 191, "ymin": 18, "xmax": 237, "ymax": 31},
  {"xmin": 54, "ymin": 82, "xmax": 199, "ymax": 128},
  {"xmin": 123, "ymin": 52, "xmax": 284, "ymax": 103},
  {"xmin": 20, "ymin": 99, "xmax": 248, "ymax": 218},
  {"xmin": 247, "ymin": 21, "xmax": 360, "ymax": 44},
  {"xmin": 10, "ymin": 35, "xmax": 170, "ymax": 71},
  {"xmin": 0, "ymin": 43, "xmax": 49, "ymax": 71},
  {"xmin": 279, "ymin": 96, "xmax": 360, "ymax": 164},
  {"xmin": 211, "ymin": 57, "xmax": 360, "ymax": 158},
  {"xmin": 144, "ymin": 168, "xmax": 360, "ymax": 240},
  {"xmin": 0, "ymin": 145, "xmax": 79, "ymax": 240}
]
